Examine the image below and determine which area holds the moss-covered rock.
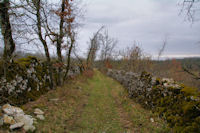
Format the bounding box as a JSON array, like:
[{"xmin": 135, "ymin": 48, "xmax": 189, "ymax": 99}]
[{"xmin": 0, "ymin": 57, "xmax": 51, "ymax": 106}]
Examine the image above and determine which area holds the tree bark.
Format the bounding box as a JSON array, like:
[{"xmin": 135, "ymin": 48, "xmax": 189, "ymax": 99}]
[
  {"xmin": 0, "ymin": 0, "xmax": 16, "ymax": 78},
  {"xmin": 56, "ymin": 0, "xmax": 66, "ymax": 86},
  {"xmin": 35, "ymin": 0, "xmax": 54, "ymax": 89},
  {"xmin": 64, "ymin": 38, "xmax": 74, "ymax": 79},
  {"xmin": 57, "ymin": 0, "xmax": 65, "ymax": 63}
]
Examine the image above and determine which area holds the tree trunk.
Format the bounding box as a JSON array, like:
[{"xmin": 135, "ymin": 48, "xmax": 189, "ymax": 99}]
[
  {"xmin": 56, "ymin": 0, "xmax": 66, "ymax": 86},
  {"xmin": 86, "ymin": 45, "xmax": 92, "ymax": 68},
  {"xmin": 35, "ymin": 0, "xmax": 54, "ymax": 89},
  {"xmin": 64, "ymin": 39, "xmax": 74, "ymax": 79},
  {"xmin": 0, "ymin": 0, "xmax": 16, "ymax": 78}
]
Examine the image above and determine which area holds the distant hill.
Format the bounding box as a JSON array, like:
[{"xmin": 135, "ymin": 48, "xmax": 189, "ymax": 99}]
[{"xmin": 153, "ymin": 57, "xmax": 200, "ymax": 66}]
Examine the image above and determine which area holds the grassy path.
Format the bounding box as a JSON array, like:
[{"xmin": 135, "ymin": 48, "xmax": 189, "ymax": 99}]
[{"xmin": 23, "ymin": 70, "xmax": 170, "ymax": 133}]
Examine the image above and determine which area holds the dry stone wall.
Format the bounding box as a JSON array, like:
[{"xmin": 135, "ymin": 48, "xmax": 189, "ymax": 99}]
[
  {"xmin": 107, "ymin": 69, "xmax": 200, "ymax": 132},
  {"xmin": 0, "ymin": 56, "xmax": 81, "ymax": 106}
]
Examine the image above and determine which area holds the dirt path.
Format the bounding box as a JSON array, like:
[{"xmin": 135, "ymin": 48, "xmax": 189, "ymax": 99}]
[{"xmin": 22, "ymin": 70, "xmax": 170, "ymax": 133}]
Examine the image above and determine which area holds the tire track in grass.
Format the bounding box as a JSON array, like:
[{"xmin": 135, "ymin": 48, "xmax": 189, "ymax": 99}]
[
  {"xmin": 20, "ymin": 70, "xmax": 170, "ymax": 133},
  {"xmin": 69, "ymin": 71, "xmax": 125, "ymax": 133}
]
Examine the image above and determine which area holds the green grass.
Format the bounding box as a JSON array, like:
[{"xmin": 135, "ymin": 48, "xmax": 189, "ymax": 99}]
[
  {"xmin": 70, "ymin": 71, "xmax": 124, "ymax": 133},
  {"xmin": 20, "ymin": 70, "xmax": 170, "ymax": 133}
]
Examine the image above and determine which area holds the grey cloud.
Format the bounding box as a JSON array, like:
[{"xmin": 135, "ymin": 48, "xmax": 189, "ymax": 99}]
[{"xmin": 78, "ymin": 0, "xmax": 200, "ymax": 58}]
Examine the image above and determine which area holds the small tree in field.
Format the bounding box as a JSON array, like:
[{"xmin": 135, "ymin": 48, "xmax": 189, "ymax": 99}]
[
  {"xmin": 99, "ymin": 30, "xmax": 117, "ymax": 65},
  {"xmin": 86, "ymin": 26, "xmax": 104, "ymax": 69},
  {"xmin": 120, "ymin": 44, "xmax": 142, "ymax": 72},
  {"xmin": 119, "ymin": 43, "xmax": 152, "ymax": 73}
]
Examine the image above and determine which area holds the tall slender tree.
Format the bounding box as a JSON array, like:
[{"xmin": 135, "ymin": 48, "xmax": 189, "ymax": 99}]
[
  {"xmin": 35, "ymin": 0, "xmax": 55, "ymax": 89},
  {"xmin": 19, "ymin": 0, "xmax": 55, "ymax": 89},
  {"xmin": 0, "ymin": 0, "xmax": 16, "ymax": 77},
  {"xmin": 44, "ymin": 0, "xmax": 81, "ymax": 84}
]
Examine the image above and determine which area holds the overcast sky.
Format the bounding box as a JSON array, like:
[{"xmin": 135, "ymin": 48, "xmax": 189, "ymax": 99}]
[{"xmin": 77, "ymin": 0, "xmax": 200, "ymax": 59}]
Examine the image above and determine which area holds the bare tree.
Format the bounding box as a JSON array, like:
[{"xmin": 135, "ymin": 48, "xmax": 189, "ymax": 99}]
[
  {"xmin": 121, "ymin": 44, "xmax": 143, "ymax": 72},
  {"xmin": 63, "ymin": 0, "xmax": 81, "ymax": 80},
  {"xmin": 86, "ymin": 26, "xmax": 104, "ymax": 68},
  {"xmin": 18, "ymin": 0, "xmax": 56, "ymax": 89},
  {"xmin": 118, "ymin": 42, "xmax": 153, "ymax": 73},
  {"xmin": 100, "ymin": 30, "xmax": 117, "ymax": 62},
  {"xmin": 40, "ymin": 0, "xmax": 82, "ymax": 84},
  {"xmin": 14, "ymin": 0, "xmax": 82, "ymax": 86},
  {"xmin": 0, "ymin": 0, "xmax": 16, "ymax": 77},
  {"xmin": 181, "ymin": 0, "xmax": 200, "ymax": 22}
]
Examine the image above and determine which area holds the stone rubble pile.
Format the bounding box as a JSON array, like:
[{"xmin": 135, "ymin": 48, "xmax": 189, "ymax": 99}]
[{"xmin": 0, "ymin": 104, "xmax": 45, "ymax": 132}]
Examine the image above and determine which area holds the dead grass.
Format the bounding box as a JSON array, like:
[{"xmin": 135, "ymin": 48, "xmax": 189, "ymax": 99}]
[{"xmin": 22, "ymin": 75, "xmax": 89, "ymax": 132}]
